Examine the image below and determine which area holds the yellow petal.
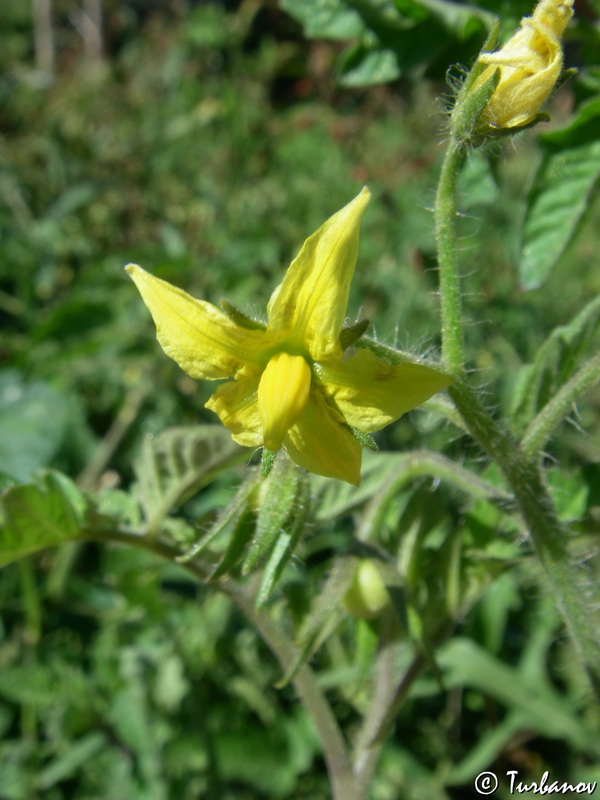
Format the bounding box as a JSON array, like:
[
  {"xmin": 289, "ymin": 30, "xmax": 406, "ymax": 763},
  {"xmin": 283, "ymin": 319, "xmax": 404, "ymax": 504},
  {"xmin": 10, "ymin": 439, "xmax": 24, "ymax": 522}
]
[
  {"xmin": 266, "ymin": 188, "xmax": 370, "ymax": 361},
  {"xmin": 205, "ymin": 376, "xmax": 262, "ymax": 447},
  {"xmin": 257, "ymin": 353, "xmax": 312, "ymax": 452},
  {"xmin": 317, "ymin": 349, "xmax": 452, "ymax": 433},
  {"xmin": 126, "ymin": 264, "xmax": 270, "ymax": 380},
  {"xmin": 284, "ymin": 393, "xmax": 362, "ymax": 485},
  {"xmin": 476, "ymin": 0, "xmax": 573, "ymax": 128}
]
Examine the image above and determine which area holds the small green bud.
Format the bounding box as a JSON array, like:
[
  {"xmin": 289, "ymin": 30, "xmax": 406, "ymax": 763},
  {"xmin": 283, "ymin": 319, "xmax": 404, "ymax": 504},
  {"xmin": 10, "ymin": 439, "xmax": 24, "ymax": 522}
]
[{"xmin": 343, "ymin": 559, "xmax": 391, "ymax": 620}]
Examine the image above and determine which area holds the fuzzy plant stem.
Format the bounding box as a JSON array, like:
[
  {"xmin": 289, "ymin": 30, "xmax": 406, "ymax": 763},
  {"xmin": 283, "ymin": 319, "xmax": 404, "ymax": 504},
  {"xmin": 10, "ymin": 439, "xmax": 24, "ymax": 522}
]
[
  {"xmin": 520, "ymin": 351, "xmax": 600, "ymax": 461},
  {"xmin": 434, "ymin": 137, "xmax": 600, "ymax": 695},
  {"xmin": 450, "ymin": 380, "xmax": 600, "ymax": 695},
  {"xmin": 434, "ymin": 140, "xmax": 467, "ymax": 376}
]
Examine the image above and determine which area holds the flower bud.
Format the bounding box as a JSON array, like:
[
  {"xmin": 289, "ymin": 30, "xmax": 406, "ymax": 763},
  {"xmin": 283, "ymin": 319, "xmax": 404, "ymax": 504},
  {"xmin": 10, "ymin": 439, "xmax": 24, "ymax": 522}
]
[
  {"xmin": 475, "ymin": 0, "xmax": 573, "ymax": 129},
  {"xmin": 343, "ymin": 559, "xmax": 391, "ymax": 620},
  {"xmin": 258, "ymin": 352, "xmax": 311, "ymax": 452}
]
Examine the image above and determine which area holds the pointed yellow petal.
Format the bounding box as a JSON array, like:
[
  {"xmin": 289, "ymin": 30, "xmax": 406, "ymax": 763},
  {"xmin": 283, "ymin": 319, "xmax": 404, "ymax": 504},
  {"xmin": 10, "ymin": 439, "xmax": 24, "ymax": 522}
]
[
  {"xmin": 205, "ymin": 376, "xmax": 262, "ymax": 447},
  {"xmin": 257, "ymin": 353, "xmax": 312, "ymax": 452},
  {"xmin": 317, "ymin": 349, "xmax": 452, "ymax": 433},
  {"xmin": 284, "ymin": 393, "xmax": 362, "ymax": 485},
  {"xmin": 266, "ymin": 188, "xmax": 370, "ymax": 361},
  {"xmin": 126, "ymin": 264, "xmax": 269, "ymax": 380}
]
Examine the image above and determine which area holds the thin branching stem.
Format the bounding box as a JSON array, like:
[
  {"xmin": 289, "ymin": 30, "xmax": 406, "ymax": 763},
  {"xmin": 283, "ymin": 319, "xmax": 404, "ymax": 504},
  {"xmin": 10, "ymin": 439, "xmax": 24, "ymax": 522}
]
[
  {"xmin": 352, "ymin": 614, "xmax": 403, "ymax": 797},
  {"xmin": 521, "ymin": 352, "xmax": 600, "ymax": 461},
  {"xmin": 356, "ymin": 449, "xmax": 516, "ymax": 544}
]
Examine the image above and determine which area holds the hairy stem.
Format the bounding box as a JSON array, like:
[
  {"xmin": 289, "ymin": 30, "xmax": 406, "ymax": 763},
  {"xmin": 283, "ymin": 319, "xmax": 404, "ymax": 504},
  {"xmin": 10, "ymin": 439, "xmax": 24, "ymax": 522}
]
[
  {"xmin": 521, "ymin": 352, "xmax": 600, "ymax": 461},
  {"xmin": 356, "ymin": 448, "xmax": 515, "ymax": 544},
  {"xmin": 432, "ymin": 134, "xmax": 600, "ymax": 693},
  {"xmin": 449, "ymin": 381, "xmax": 600, "ymax": 695},
  {"xmin": 434, "ymin": 141, "xmax": 467, "ymax": 375}
]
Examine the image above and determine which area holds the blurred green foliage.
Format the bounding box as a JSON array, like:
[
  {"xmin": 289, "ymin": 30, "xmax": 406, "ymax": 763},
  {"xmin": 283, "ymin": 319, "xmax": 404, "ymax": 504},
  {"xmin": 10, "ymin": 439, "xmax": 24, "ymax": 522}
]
[{"xmin": 0, "ymin": 1, "xmax": 599, "ymax": 798}]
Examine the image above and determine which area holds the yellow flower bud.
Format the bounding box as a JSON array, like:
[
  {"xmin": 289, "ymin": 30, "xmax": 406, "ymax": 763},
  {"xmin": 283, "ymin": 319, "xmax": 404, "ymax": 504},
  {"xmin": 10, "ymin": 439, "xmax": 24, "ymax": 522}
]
[
  {"xmin": 257, "ymin": 352, "xmax": 311, "ymax": 452},
  {"xmin": 475, "ymin": 0, "xmax": 573, "ymax": 128}
]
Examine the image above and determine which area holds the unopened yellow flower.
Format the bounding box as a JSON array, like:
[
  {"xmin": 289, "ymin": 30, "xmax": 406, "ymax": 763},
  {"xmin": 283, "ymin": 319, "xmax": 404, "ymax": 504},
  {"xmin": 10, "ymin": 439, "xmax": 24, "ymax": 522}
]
[
  {"xmin": 475, "ymin": 0, "xmax": 573, "ymax": 128},
  {"xmin": 126, "ymin": 188, "xmax": 451, "ymax": 484}
]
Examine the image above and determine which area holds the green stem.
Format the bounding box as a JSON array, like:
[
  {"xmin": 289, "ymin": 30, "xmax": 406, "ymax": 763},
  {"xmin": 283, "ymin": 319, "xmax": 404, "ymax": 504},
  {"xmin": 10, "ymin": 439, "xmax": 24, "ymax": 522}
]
[
  {"xmin": 356, "ymin": 449, "xmax": 515, "ymax": 544},
  {"xmin": 88, "ymin": 527, "xmax": 354, "ymax": 799},
  {"xmin": 449, "ymin": 381, "xmax": 600, "ymax": 695},
  {"xmin": 434, "ymin": 141, "xmax": 467, "ymax": 375},
  {"xmin": 521, "ymin": 352, "xmax": 600, "ymax": 461},
  {"xmin": 432, "ymin": 130, "xmax": 600, "ymax": 693},
  {"xmin": 358, "ymin": 620, "xmax": 454, "ymax": 752},
  {"xmin": 351, "ymin": 614, "xmax": 401, "ymax": 797}
]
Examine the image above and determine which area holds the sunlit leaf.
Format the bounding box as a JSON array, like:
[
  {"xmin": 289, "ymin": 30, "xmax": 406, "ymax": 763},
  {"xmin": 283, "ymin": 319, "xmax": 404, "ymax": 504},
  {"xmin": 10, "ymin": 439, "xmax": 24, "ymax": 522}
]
[
  {"xmin": 520, "ymin": 98, "xmax": 600, "ymax": 290},
  {"xmin": 0, "ymin": 471, "xmax": 86, "ymax": 567}
]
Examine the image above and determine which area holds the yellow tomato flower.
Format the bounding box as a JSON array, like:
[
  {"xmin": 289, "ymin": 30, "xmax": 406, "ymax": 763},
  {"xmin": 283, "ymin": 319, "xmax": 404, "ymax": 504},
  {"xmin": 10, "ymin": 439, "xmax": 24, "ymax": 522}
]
[
  {"xmin": 126, "ymin": 188, "xmax": 451, "ymax": 485},
  {"xmin": 475, "ymin": 0, "xmax": 573, "ymax": 129}
]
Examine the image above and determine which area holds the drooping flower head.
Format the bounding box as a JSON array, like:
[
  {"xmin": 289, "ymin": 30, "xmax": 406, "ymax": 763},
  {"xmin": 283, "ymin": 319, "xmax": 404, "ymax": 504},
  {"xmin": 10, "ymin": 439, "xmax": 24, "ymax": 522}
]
[
  {"xmin": 126, "ymin": 189, "xmax": 451, "ymax": 484},
  {"xmin": 475, "ymin": 0, "xmax": 573, "ymax": 129}
]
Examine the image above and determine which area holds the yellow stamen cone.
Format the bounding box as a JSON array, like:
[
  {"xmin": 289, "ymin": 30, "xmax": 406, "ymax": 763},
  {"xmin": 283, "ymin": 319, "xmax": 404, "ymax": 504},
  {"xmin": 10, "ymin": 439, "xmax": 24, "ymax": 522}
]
[{"xmin": 258, "ymin": 353, "xmax": 311, "ymax": 452}]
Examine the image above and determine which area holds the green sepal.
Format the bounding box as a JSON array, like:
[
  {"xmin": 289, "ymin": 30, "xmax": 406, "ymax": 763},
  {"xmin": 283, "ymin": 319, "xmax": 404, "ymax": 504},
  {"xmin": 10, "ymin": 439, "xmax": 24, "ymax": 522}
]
[
  {"xmin": 220, "ymin": 299, "xmax": 267, "ymax": 331},
  {"xmin": 176, "ymin": 478, "xmax": 257, "ymax": 563},
  {"xmin": 210, "ymin": 508, "xmax": 256, "ymax": 579},
  {"xmin": 261, "ymin": 448, "xmax": 276, "ymax": 479},
  {"xmin": 242, "ymin": 453, "xmax": 301, "ymax": 576},
  {"xmin": 451, "ymin": 18, "xmax": 500, "ymax": 97},
  {"xmin": 255, "ymin": 470, "xmax": 310, "ymax": 606},
  {"xmin": 340, "ymin": 318, "xmax": 370, "ymax": 350},
  {"xmin": 480, "ymin": 111, "xmax": 551, "ymax": 141},
  {"xmin": 347, "ymin": 425, "xmax": 378, "ymax": 452},
  {"xmin": 451, "ymin": 67, "xmax": 500, "ymax": 145},
  {"xmin": 554, "ymin": 67, "xmax": 577, "ymax": 92}
]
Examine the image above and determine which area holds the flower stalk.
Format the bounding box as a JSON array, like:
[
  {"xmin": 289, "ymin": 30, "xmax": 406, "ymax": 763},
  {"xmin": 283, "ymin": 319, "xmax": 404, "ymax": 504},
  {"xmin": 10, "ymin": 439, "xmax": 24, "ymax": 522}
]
[{"xmin": 434, "ymin": 141, "xmax": 467, "ymax": 375}]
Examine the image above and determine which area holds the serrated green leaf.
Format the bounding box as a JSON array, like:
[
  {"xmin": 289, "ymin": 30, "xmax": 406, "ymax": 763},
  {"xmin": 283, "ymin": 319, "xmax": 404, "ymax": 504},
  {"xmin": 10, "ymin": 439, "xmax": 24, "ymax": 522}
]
[
  {"xmin": 135, "ymin": 425, "xmax": 245, "ymax": 531},
  {"xmin": 0, "ymin": 471, "xmax": 86, "ymax": 567},
  {"xmin": 520, "ymin": 99, "xmax": 600, "ymax": 290}
]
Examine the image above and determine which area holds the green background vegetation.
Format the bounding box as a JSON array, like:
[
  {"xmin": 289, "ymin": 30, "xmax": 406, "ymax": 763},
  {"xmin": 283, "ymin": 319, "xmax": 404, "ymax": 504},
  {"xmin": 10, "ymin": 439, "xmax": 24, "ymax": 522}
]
[{"xmin": 0, "ymin": 1, "xmax": 599, "ymax": 798}]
